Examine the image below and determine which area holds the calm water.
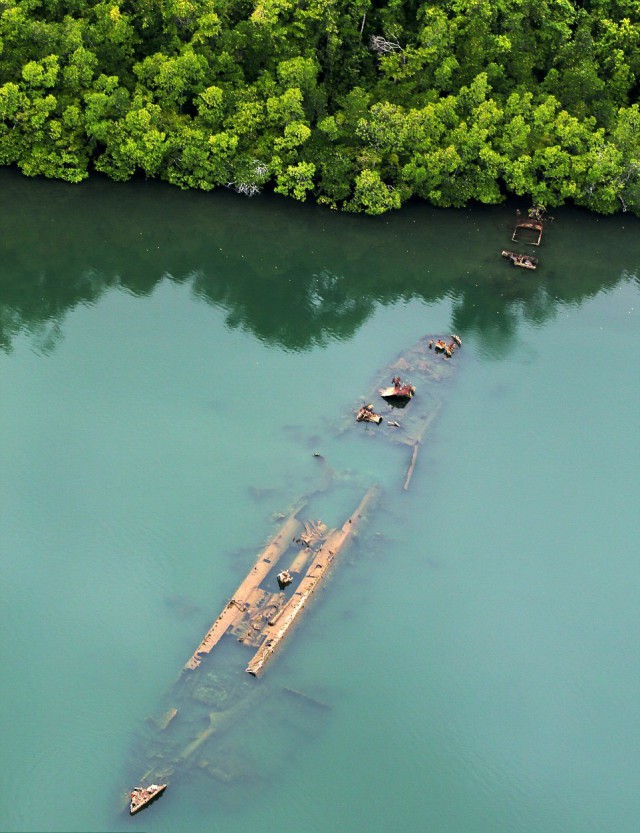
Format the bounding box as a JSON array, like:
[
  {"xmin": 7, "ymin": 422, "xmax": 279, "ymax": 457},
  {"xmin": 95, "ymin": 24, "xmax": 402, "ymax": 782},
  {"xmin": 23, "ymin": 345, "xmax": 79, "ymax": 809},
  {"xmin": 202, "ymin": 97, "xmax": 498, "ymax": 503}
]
[{"xmin": 1, "ymin": 169, "xmax": 639, "ymax": 833}]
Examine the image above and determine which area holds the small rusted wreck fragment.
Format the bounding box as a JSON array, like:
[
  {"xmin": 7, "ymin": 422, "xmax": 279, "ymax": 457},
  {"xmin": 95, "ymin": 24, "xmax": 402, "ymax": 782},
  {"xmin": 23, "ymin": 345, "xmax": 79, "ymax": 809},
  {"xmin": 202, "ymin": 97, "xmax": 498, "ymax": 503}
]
[
  {"xmin": 434, "ymin": 339, "xmax": 459, "ymax": 358},
  {"xmin": 379, "ymin": 376, "xmax": 416, "ymax": 404},
  {"xmin": 502, "ymin": 250, "xmax": 538, "ymax": 270},
  {"xmin": 512, "ymin": 206, "xmax": 546, "ymax": 246},
  {"xmin": 356, "ymin": 403, "xmax": 383, "ymax": 424},
  {"xmin": 130, "ymin": 784, "xmax": 167, "ymax": 815},
  {"xmin": 277, "ymin": 569, "xmax": 292, "ymax": 588}
]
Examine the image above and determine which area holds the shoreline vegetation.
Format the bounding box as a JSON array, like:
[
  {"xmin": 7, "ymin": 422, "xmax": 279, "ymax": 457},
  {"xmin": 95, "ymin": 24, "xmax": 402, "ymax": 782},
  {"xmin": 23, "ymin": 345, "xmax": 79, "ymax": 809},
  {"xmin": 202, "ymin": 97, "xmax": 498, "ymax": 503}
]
[{"xmin": 0, "ymin": 1, "xmax": 639, "ymax": 215}]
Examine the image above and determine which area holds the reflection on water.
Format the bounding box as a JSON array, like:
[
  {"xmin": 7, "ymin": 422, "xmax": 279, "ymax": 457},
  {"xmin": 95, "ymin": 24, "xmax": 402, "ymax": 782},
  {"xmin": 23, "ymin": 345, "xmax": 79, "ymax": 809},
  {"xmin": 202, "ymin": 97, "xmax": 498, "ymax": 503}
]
[{"xmin": 1, "ymin": 168, "xmax": 638, "ymax": 356}]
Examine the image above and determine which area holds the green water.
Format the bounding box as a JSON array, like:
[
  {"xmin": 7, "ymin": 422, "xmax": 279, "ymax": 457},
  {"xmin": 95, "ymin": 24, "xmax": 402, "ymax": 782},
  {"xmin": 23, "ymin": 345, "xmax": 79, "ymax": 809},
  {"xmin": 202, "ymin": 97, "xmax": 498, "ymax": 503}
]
[{"xmin": 1, "ymin": 169, "xmax": 639, "ymax": 833}]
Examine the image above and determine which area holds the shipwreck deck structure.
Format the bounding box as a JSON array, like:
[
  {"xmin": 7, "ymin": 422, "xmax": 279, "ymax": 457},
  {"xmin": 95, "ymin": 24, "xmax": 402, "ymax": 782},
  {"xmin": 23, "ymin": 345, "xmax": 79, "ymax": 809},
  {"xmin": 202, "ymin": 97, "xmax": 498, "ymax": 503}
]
[
  {"xmin": 183, "ymin": 487, "xmax": 378, "ymax": 679},
  {"xmin": 245, "ymin": 486, "xmax": 377, "ymax": 676}
]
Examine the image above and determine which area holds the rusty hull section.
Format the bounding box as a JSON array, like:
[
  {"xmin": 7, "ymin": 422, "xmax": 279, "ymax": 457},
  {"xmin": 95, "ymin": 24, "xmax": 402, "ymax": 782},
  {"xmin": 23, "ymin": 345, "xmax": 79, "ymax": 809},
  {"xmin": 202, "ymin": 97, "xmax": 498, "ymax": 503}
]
[
  {"xmin": 183, "ymin": 486, "xmax": 378, "ymax": 680},
  {"xmin": 245, "ymin": 485, "xmax": 378, "ymax": 676},
  {"xmin": 183, "ymin": 508, "xmax": 303, "ymax": 671}
]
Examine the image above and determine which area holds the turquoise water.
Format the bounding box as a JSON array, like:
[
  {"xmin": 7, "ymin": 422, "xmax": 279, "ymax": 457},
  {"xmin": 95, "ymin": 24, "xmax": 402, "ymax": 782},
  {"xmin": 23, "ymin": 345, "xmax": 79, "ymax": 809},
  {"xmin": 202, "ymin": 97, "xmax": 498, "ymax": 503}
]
[{"xmin": 1, "ymin": 170, "xmax": 639, "ymax": 832}]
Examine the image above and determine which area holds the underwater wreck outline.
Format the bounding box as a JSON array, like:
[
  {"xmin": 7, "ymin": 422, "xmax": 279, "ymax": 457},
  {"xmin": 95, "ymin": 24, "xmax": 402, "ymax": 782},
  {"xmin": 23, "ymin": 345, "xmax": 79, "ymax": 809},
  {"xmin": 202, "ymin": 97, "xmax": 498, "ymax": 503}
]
[{"xmin": 126, "ymin": 333, "xmax": 462, "ymax": 813}]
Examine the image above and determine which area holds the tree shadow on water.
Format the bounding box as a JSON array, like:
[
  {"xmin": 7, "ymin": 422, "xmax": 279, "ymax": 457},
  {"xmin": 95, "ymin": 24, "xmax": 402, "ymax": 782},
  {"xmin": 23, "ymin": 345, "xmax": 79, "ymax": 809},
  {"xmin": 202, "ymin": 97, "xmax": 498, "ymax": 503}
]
[{"xmin": 1, "ymin": 171, "xmax": 638, "ymax": 357}]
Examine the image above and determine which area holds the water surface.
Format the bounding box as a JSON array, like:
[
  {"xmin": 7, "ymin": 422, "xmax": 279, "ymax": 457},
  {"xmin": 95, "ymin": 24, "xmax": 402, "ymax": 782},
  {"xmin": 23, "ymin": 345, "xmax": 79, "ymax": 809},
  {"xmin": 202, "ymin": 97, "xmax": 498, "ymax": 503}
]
[{"xmin": 1, "ymin": 170, "xmax": 639, "ymax": 833}]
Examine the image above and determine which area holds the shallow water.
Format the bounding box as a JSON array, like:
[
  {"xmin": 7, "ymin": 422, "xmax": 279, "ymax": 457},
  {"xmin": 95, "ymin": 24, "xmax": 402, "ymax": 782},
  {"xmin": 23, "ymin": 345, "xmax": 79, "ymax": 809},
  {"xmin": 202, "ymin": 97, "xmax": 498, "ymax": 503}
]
[{"xmin": 1, "ymin": 170, "xmax": 639, "ymax": 833}]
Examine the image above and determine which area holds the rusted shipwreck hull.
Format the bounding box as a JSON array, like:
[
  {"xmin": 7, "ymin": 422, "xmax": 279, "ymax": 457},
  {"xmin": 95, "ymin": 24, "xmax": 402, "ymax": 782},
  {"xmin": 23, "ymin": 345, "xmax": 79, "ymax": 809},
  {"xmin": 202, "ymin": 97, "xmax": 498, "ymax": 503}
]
[
  {"xmin": 127, "ymin": 486, "xmax": 378, "ymax": 809},
  {"xmin": 183, "ymin": 486, "xmax": 378, "ymax": 678},
  {"xmin": 125, "ymin": 333, "xmax": 463, "ymax": 812}
]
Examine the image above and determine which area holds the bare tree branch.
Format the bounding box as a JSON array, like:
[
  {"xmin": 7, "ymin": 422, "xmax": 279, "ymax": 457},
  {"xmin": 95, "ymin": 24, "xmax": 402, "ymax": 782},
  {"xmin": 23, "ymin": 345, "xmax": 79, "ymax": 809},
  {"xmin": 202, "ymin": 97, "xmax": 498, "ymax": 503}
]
[{"xmin": 370, "ymin": 35, "xmax": 403, "ymax": 55}]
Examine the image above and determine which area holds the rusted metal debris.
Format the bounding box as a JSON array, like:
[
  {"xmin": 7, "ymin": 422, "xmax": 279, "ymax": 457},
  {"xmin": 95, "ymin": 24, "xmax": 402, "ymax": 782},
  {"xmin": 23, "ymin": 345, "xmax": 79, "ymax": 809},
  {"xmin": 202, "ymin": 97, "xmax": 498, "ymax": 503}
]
[
  {"xmin": 356, "ymin": 403, "xmax": 383, "ymax": 424},
  {"xmin": 277, "ymin": 569, "xmax": 292, "ymax": 588},
  {"xmin": 431, "ymin": 338, "xmax": 459, "ymax": 358},
  {"xmin": 512, "ymin": 217, "xmax": 543, "ymax": 245},
  {"xmin": 501, "ymin": 249, "xmax": 538, "ymax": 270},
  {"xmin": 129, "ymin": 784, "xmax": 166, "ymax": 815},
  {"xmin": 181, "ymin": 487, "xmax": 376, "ymax": 674},
  {"xmin": 183, "ymin": 508, "xmax": 303, "ymax": 671},
  {"xmin": 502, "ymin": 206, "xmax": 549, "ymax": 269},
  {"xmin": 353, "ymin": 335, "xmax": 462, "ymax": 488},
  {"xmin": 298, "ymin": 519, "xmax": 327, "ymax": 549},
  {"xmin": 512, "ymin": 206, "xmax": 546, "ymax": 246},
  {"xmin": 380, "ymin": 376, "xmax": 416, "ymax": 404}
]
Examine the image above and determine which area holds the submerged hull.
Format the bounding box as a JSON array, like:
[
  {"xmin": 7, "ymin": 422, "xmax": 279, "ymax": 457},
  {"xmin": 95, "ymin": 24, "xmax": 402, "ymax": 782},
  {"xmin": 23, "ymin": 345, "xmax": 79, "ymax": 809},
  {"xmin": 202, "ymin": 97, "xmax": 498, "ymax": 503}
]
[{"xmin": 124, "ymin": 333, "xmax": 463, "ymax": 811}]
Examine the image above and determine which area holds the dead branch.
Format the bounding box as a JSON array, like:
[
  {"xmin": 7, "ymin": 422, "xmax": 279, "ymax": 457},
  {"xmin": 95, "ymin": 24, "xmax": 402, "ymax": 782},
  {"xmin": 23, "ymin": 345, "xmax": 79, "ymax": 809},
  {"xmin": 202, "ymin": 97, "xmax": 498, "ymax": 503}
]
[{"xmin": 370, "ymin": 35, "xmax": 403, "ymax": 55}]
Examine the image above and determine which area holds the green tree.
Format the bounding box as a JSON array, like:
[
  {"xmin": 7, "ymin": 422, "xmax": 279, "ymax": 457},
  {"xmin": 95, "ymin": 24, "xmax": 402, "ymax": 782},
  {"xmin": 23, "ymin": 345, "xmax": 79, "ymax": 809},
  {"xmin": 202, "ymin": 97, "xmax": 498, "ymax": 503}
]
[{"xmin": 346, "ymin": 168, "xmax": 401, "ymax": 214}]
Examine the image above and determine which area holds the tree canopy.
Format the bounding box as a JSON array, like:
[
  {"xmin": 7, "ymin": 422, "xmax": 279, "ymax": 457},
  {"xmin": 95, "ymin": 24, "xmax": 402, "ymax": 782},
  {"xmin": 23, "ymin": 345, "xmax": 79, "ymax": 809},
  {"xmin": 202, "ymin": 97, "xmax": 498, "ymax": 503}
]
[{"xmin": 1, "ymin": 0, "xmax": 639, "ymax": 214}]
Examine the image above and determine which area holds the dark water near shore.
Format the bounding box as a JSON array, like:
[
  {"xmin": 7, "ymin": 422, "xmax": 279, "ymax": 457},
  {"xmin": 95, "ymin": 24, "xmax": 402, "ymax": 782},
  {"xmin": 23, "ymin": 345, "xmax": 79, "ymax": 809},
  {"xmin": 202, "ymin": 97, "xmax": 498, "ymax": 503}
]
[{"xmin": 1, "ymin": 169, "xmax": 639, "ymax": 833}]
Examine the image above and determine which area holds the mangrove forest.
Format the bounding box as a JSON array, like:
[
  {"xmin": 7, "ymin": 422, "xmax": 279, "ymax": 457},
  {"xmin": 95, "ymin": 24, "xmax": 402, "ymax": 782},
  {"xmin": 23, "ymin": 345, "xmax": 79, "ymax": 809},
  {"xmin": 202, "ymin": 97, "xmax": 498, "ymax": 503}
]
[{"xmin": 1, "ymin": 0, "xmax": 639, "ymax": 214}]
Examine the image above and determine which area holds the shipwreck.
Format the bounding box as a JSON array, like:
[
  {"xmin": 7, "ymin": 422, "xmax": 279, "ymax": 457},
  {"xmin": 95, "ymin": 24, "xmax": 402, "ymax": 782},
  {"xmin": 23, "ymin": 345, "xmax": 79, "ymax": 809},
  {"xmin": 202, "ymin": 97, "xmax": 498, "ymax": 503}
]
[{"xmin": 125, "ymin": 333, "xmax": 463, "ymax": 812}]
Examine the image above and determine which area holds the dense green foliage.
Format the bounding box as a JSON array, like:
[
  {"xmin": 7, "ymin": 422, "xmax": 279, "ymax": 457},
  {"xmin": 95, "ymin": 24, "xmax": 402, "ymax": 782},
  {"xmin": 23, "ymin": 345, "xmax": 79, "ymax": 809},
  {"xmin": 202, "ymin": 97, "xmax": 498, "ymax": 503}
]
[{"xmin": 1, "ymin": 0, "xmax": 639, "ymax": 214}]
